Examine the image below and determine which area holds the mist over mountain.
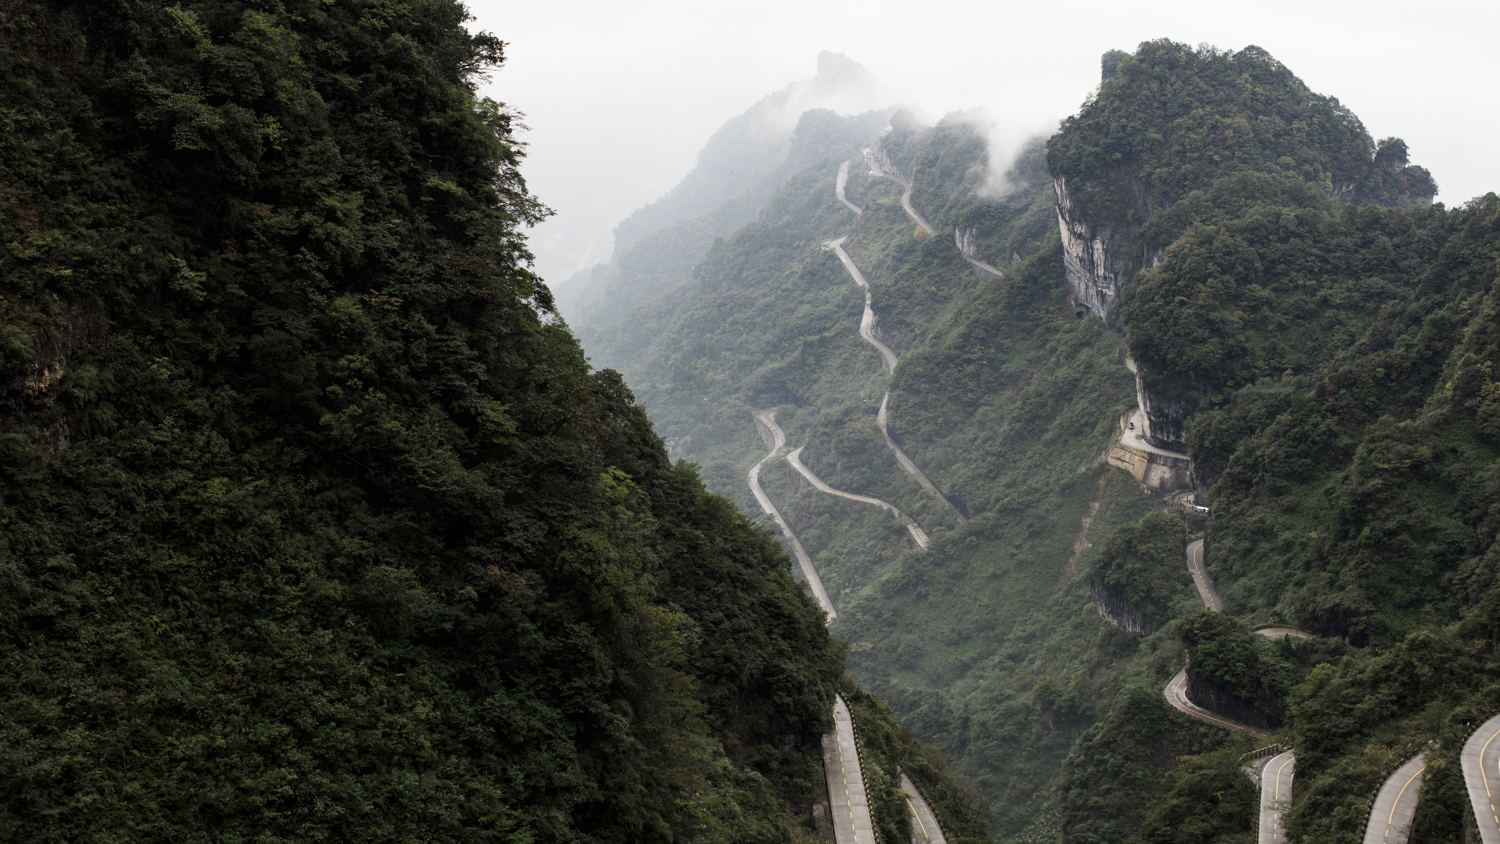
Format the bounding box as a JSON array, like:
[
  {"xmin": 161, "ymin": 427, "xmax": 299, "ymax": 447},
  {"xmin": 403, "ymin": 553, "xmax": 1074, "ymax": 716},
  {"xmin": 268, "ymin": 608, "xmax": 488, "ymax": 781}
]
[
  {"xmin": 7, "ymin": 1, "xmax": 1500, "ymax": 840},
  {"xmin": 561, "ymin": 36, "xmax": 1500, "ymax": 844},
  {"xmin": 555, "ymin": 52, "xmax": 897, "ymax": 325}
]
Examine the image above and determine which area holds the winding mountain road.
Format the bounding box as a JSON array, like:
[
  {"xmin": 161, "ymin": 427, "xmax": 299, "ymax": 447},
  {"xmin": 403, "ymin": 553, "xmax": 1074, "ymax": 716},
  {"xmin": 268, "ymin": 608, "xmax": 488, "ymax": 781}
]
[
  {"xmin": 825, "ymin": 696, "xmax": 877, "ymax": 844},
  {"xmin": 901, "ymin": 774, "xmax": 947, "ymax": 844},
  {"xmin": 1163, "ymin": 666, "xmax": 1271, "ymax": 740},
  {"xmin": 748, "ymin": 409, "xmax": 836, "ymax": 619},
  {"xmin": 1259, "ymin": 751, "xmax": 1296, "ymax": 844},
  {"xmin": 823, "ymin": 236, "xmax": 899, "ymax": 374},
  {"xmin": 1363, "ymin": 751, "xmax": 1425, "ymax": 844},
  {"xmin": 1462, "ymin": 715, "xmax": 1500, "ymax": 844},
  {"xmin": 787, "ymin": 446, "xmax": 929, "ymax": 548},
  {"xmin": 876, "ymin": 394, "xmax": 967, "ymax": 524}
]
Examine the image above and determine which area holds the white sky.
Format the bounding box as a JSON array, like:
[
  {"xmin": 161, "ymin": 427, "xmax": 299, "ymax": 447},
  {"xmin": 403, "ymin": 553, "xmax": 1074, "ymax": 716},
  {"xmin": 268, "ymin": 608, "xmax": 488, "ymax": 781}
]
[{"xmin": 467, "ymin": 0, "xmax": 1500, "ymax": 290}]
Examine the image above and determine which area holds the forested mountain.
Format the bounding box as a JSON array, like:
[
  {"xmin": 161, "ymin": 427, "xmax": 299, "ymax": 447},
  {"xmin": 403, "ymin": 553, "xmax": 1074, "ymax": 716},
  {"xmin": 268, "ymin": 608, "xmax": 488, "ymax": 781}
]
[
  {"xmin": 574, "ymin": 38, "xmax": 1500, "ymax": 844},
  {"xmin": 0, "ymin": 2, "xmax": 991, "ymax": 841}
]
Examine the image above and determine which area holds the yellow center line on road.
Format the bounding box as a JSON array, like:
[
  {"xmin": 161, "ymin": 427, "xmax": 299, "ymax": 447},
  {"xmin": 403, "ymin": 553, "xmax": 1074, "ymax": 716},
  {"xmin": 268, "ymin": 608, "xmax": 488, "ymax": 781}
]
[
  {"xmin": 905, "ymin": 795, "xmax": 929, "ymax": 840},
  {"xmin": 1389, "ymin": 764, "xmax": 1425, "ymax": 824}
]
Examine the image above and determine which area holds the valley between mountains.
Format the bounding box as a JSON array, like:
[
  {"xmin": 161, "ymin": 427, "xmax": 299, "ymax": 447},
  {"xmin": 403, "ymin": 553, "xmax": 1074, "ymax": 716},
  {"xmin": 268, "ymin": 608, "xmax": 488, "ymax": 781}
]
[{"xmin": 568, "ymin": 41, "xmax": 1500, "ymax": 844}]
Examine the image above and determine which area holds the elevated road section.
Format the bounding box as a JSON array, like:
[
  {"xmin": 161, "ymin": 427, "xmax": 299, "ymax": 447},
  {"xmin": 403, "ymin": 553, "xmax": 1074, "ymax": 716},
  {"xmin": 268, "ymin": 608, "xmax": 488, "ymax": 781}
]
[
  {"xmin": 1462, "ymin": 715, "xmax": 1500, "ymax": 843},
  {"xmin": 1363, "ymin": 751, "xmax": 1425, "ymax": 844},
  {"xmin": 901, "ymin": 774, "xmax": 946, "ymax": 843},
  {"xmin": 824, "ymin": 696, "xmax": 876, "ymax": 844}
]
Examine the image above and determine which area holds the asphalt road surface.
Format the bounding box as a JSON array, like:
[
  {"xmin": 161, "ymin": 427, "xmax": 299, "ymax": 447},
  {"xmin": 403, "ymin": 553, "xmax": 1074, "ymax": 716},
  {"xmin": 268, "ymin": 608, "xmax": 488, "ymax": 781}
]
[
  {"xmin": 1363, "ymin": 751, "xmax": 1426, "ymax": 844},
  {"xmin": 1186, "ymin": 539, "xmax": 1224, "ymax": 611},
  {"xmin": 824, "ymin": 696, "xmax": 876, "ymax": 844},
  {"xmin": 900, "ymin": 773, "xmax": 946, "ymax": 844},
  {"xmin": 747, "ymin": 409, "xmax": 835, "ymax": 619},
  {"xmin": 1163, "ymin": 666, "xmax": 1271, "ymax": 740},
  {"xmin": 1259, "ymin": 751, "xmax": 1296, "ymax": 844},
  {"xmin": 786, "ymin": 446, "xmax": 929, "ymax": 548},
  {"xmin": 1461, "ymin": 714, "xmax": 1500, "ymax": 844}
]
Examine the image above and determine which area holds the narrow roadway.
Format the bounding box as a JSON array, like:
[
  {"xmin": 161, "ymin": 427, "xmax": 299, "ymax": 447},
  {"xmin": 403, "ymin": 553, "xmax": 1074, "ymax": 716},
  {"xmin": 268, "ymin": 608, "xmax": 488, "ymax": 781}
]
[
  {"xmin": 748, "ymin": 409, "xmax": 836, "ymax": 619},
  {"xmin": 1119, "ymin": 358, "xmax": 1187, "ymax": 459},
  {"xmin": 1259, "ymin": 751, "xmax": 1296, "ymax": 844},
  {"xmin": 825, "ymin": 696, "xmax": 877, "ymax": 844},
  {"xmin": 900, "ymin": 773, "xmax": 946, "ymax": 844},
  {"xmin": 1363, "ymin": 751, "xmax": 1426, "ymax": 844},
  {"xmin": 877, "ymin": 393, "xmax": 967, "ymax": 524},
  {"xmin": 1187, "ymin": 539, "xmax": 1223, "ymax": 611},
  {"xmin": 786, "ymin": 446, "xmax": 929, "ymax": 548},
  {"xmin": 1163, "ymin": 667, "xmax": 1270, "ymax": 740},
  {"xmin": 1462, "ymin": 715, "xmax": 1500, "ymax": 844},
  {"xmin": 823, "ymin": 236, "xmax": 899, "ymax": 373}
]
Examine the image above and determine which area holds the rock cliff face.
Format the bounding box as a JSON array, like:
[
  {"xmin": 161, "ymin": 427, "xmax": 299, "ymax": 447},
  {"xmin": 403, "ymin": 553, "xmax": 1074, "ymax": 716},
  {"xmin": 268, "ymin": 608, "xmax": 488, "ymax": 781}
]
[
  {"xmin": 1185, "ymin": 668, "xmax": 1279, "ymax": 730},
  {"xmin": 1132, "ymin": 362, "xmax": 1208, "ymax": 453},
  {"xmin": 1090, "ymin": 581, "xmax": 1150, "ymax": 635},
  {"xmin": 1053, "ymin": 174, "xmax": 1163, "ymax": 324}
]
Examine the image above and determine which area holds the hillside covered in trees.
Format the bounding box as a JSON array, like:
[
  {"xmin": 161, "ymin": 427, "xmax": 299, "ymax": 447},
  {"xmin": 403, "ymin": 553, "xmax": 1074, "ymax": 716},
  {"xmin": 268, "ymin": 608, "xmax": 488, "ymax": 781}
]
[
  {"xmin": 0, "ymin": 2, "xmax": 1002, "ymax": 841},
  {"xmin": 566, "ymin": 37, "xmax": 1500, "ymax": 844}
]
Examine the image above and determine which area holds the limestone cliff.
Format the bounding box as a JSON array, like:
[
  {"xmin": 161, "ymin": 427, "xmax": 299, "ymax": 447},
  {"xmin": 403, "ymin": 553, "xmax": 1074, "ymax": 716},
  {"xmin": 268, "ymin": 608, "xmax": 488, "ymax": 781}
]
[
  {"xmin": 1053, "ymin": 173, "xmax": 1163, "ymax": 324},
  {"xmin": 1185, "ymin": 667, "xmax": 1280, "ymax": 730},
  {"xmin": 1090, "ymin": 581, "xmax": 1151, "ymax": 635}
]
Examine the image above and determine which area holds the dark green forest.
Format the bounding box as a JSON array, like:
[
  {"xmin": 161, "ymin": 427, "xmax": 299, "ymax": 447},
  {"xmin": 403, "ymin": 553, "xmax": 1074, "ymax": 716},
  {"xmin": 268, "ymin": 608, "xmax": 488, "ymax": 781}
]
[
  {"xmin": 0, "ymin": 2, "xmax": 1003, "ymax": 841},
  {"xmin": 10, "ymin": 2, "xmax": 1500, "ymax": 840}
]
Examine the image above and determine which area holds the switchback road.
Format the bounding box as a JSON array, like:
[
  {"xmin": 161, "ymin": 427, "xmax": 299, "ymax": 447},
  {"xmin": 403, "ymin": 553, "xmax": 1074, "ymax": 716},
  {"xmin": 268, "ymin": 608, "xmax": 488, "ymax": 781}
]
[
  {"xmin": 1163, "ymin": 666, "xmax": 1271, "ymax": 740},
  {"xmin": 1461, "ymin": 714, "xmax": 1500, "ymax": 844},
  {"xmin": 900, "ymin": 773, "xmax": 946, "ymax": 844},
  {"xmin": 823, "ymin": 236, "xmax": 898, "ymax": 374},
  {"xmin": 825, "ymin": 696, "xmax": 876, "ymax": 844},
  {"xmin": 1363, "ymin": 751, "xmax": 1425, "ymax": 844},
  {"xmin": 1259, "ymin": 750, "xmax": 1295, "ymax": 844},
  {"xmin": 786, "ymin": 446, "xmax": 929, "ymax": 548},
  {"xmin": 748, "ymin": 409, "xmax": 835, "ymax": 619},
  {"xmin": 824, "ymin": 223, "xmax": 965, "ymax": 524}
]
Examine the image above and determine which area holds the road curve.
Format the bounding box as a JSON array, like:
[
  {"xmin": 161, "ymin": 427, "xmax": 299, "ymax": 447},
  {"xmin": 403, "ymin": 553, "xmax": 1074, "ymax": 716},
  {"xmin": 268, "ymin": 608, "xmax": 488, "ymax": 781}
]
[
  {"xmin": 900, "ymin": 773, "xmax": 947, "ymax": 844},
  {"xmin": 877, "ymin": 393, "xmax": 967, "ymax": 524},
  {"xmin": 1462, "ymin": 714, "xmax": 1500, "ymax": 844},
  {"xmin": 1186, "ymin": 539, "xmax": 1224, "ymax": 611},
  {"xmin": 1259, "ymin": 750, "xmax": 1296, "ymax": 844},
  {"xmin": 836, "ymin": 160, "xmax": 863, "ymax": 216},
  {"xmin": 823, "ymin": 237, "xmax": 899, "ymax": 374},
  {"xmin": 787, "ymin": 446, "xmax": 929, "ymax": 548},
  {"xmin": 898, "ymin": 180, "xmax": 937, "ymax": 235},
  {"xmin": 1164, "ymin": 666, "xmax": 1271, "ymax": 740},
  {"xmin": 1363, "ymin": 751, "xmax": 1425, "ymax": 844},
  {"xmin": 825, "ymin": 696, "xmax": 877, "ymax": 844},
  {"xmin": 748, "ymin": 409, "xmax": 836, "ymax": 619}
]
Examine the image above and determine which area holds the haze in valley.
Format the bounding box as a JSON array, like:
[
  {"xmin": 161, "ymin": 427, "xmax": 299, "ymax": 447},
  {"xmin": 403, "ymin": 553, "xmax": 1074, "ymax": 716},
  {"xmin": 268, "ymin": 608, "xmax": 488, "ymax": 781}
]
[{"xmin": 465, "ymin": 0, "xmax": 1500, "ymax": 295}]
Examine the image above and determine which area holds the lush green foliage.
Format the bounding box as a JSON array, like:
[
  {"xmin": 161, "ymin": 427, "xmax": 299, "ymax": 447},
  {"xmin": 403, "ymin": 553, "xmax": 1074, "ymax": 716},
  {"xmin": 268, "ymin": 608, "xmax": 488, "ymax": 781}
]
[
  {"xmin": 1089, "ymin": 512, "xmax": 1187, "ymax": 631},
  {"xmin": 0, "ymin": 2, "xmax": 862, "ymax": 840}
]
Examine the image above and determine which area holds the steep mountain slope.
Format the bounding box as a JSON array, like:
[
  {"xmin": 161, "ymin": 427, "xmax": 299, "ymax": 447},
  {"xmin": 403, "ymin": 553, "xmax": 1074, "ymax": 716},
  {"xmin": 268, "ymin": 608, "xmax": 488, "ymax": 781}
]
[
  {"xmin": 584, "ymin": 37, "xmax": 1500, "ymax": 844},
  {"xmin": 0, "ymin": 4, "xmax": 1000, "ymax": 841}
]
